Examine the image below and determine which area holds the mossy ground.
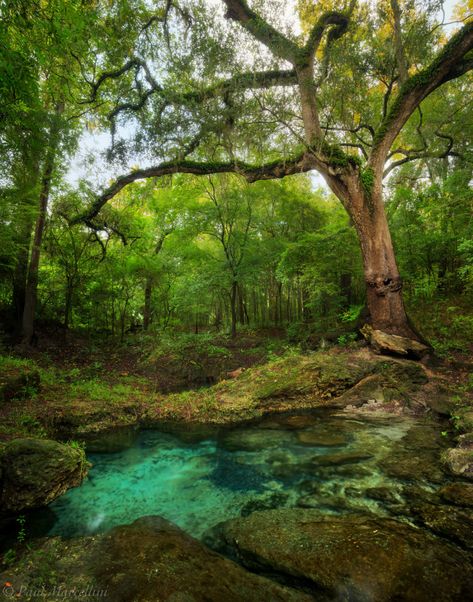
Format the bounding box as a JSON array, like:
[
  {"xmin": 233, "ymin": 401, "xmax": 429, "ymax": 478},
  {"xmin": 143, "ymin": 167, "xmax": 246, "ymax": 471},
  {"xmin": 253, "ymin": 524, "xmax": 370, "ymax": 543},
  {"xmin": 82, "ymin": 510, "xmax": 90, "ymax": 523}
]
[
  {"xmin": 0, "ymin": 341, "xmax": 452, "ymax": 443},
  {"xmin": 0, "ymin": 326, "xmax": 472, "ymax": 445}
]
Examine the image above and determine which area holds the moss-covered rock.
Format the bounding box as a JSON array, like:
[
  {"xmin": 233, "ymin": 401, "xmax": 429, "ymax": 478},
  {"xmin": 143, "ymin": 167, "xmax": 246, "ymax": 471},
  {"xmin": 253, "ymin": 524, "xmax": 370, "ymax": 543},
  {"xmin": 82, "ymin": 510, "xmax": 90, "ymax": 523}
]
[
  {"xmin": 454, "ymin": 407, "xmax": 473, "ymax": 433},
  {"xmin": 146, "ymin": 349, "xmax": 431, "ymax": 426},
  {"xmin": 407, "ymin": 502, "xmax": 473, "ymax": 550},
  {"xmin": 0, "ymin": 438, "xmax": 88, "ymax": 513},
  {"xmin": 212, "ymin": 509, "xmax": 473, "ymax": 601},
  {"xmin": 443, "ymin": 447, "xmax": 473, "ymax": 480},
  {"xmin": 0, "ymin": 516, "xmax": 312, "ymax": 601}
]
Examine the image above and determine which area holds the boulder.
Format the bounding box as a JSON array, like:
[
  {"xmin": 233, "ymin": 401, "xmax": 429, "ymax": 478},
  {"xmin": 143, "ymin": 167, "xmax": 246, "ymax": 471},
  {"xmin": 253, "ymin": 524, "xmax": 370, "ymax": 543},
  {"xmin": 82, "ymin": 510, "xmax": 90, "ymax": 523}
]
[
  {"xmin": 0, "ymin": 438, "xmax": 88, "ymax": 513},
  {"xmin": 212, "ymin": 509, "xmax": 473, "ymax": 601},
  {"xmin": 0, "ymin": 516, "xmax": 312, "ymax": 602}
]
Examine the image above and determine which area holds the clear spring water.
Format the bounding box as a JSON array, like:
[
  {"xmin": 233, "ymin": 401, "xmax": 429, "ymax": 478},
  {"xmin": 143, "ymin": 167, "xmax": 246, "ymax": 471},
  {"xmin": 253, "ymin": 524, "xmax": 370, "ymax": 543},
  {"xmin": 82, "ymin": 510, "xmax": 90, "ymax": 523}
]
[{"xmin": 44, "ymin": 412, "xmax": 443, "ymax": 540}]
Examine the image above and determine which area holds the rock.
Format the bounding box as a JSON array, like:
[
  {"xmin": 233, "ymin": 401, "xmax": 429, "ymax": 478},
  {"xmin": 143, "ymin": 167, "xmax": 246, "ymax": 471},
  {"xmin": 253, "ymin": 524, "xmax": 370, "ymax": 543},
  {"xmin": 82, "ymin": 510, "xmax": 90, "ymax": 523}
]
[
  {"xmin": 365, "ymin": 487, "xmax": 399, "ymax": 503},
  {"xmin": 455, "ymin": 408, "xmax": 473, "ymax": 433},
  {"xmin": 213, "ymin": 509, "xmax": 473, "ymax": 601},
  {"xmin": 457, "ymin": 432, "xmax": 473, "ymax": 448},
  {"xmin": 329, "ymin": 375, "xmax": 386, "ymax": 408},
  {"xmin": 443, "ymin": 447, "xmax": 473, "ymax": 480},
  {"xmin": 296, "ymin": 430, "xmax": 347, "ymax": 447},
  {"xmin": 219, "ymin": 428, "xmax": 294, "ymax": 452},
  {"xmin": 438, "ymin": 482, "xmax": 473, "ymax": 507},
  {"xmin": 310, "ymin": 451, "xmax": 373, "ymax": 467},
  {"xmin": 422, "ymin": 382, "xmax": 458, "ymax": 416},
  {"xmin": 0, "ymin": 438, "xmax": 88, "ymax": 513},
  {"xmin": 364, "ymin": 326, "xmax": 430, "ymax": 359},
  {"xmin": 408, "ymin": 502, "xmax": 473, "ymax": 550},
  {"xmin": 296, "ymin": 494, "xmax": 355, "ymax": 512},
  {"xmin": 240, "ymin": 493, "xmax": 289, "ymax": 517},
  {"xmin": 0, "ymin": 516, "xmax": 312, "ymax": 602},
  {"xmin": 81, "ymin": 426, "xmax": 138, "ymax": 453},
  {"xmin": 0, "ymin": 369, "xmax": 40, "ymax": 403}
]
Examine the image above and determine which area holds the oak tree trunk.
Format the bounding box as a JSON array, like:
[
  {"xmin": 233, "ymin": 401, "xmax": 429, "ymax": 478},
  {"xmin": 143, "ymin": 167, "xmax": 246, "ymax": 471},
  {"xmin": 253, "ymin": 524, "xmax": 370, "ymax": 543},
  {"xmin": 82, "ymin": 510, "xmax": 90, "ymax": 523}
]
[{"xmin": 346, "ymin": 184, "xmax": 417, "ymax": 339}]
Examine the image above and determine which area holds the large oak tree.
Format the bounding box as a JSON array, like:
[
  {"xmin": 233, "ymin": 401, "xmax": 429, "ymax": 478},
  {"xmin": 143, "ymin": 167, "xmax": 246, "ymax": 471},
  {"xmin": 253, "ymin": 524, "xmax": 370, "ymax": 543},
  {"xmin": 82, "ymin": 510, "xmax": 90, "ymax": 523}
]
[{"xmin": 74, "ymin": 0, "xmax": 473, "ymax": 350}]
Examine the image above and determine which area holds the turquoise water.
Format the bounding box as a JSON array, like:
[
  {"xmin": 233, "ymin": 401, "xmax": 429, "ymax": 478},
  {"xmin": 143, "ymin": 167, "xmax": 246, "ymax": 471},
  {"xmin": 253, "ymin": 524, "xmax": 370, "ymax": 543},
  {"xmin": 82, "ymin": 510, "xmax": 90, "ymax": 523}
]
[{"xmin": 46, "ymin": 413, "xmax": 437, "ymax": 539}]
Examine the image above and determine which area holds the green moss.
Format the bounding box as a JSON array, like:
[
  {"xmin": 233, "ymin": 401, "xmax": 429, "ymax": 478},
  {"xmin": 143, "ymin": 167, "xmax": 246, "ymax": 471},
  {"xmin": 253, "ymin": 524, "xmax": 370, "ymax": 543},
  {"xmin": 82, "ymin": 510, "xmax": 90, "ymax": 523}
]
[
  {"xmin": 360, "ymin": 167, "xmax": 375, "ymax": 196},
  {"xmin": 317, "ymin": 141, "xmax": 362, "ymax": 169}
]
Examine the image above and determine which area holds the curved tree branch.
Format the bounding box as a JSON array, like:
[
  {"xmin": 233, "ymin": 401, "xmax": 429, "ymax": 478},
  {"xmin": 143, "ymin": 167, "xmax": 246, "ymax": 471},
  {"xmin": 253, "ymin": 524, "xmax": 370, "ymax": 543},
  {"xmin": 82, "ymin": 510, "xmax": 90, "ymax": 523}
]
[
  {"xmin": 370, "ymin": 21, "xmax": 473, "ymax": 171},
  {"xmin": 71, "ymin": 152, "xmax": 319, "ymax": 224},
  {"xmin": 222, "ymin": 0, "xmax": 299, "ymax": 63}
]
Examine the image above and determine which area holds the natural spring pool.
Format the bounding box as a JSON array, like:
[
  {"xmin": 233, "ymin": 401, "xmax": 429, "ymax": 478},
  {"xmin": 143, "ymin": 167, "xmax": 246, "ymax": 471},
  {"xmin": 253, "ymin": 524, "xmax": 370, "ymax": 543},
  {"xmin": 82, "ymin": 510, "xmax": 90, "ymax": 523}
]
[{"xmin": 42, "ymin": 411, "xmax": 446, "ymax": 540}]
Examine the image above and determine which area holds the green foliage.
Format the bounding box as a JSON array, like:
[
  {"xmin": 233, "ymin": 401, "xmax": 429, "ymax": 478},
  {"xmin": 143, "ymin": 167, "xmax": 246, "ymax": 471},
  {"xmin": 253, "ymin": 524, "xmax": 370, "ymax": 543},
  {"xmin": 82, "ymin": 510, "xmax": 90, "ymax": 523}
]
[
  {"xmin": 337, "ymin": 332, "xmax": 358, "ymax": 346},
  {"xmin": 147, "ymin": 333, "xmax": 231, "ymax": 364},
  {"xmin": 2, "ymin": 514, "xmax": 27, "ymax": 567}
]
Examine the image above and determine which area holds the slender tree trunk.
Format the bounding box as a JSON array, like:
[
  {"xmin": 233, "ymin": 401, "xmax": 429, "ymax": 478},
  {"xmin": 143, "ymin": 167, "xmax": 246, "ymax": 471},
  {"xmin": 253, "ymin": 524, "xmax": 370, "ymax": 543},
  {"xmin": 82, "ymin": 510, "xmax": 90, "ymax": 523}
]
[
  {"xmin": 143, "ymin": 278, "xmax": 152, "ymax": 331},
  {"xmin": 12, "ymin": 215, "xmax": 35, "ymax": 329},
  {"xmin": 11, "ymin": 151, "xmax": 40, "ymax": 333},
  {"xmin": 230, "ymin": 280, "xmax": 237, "ymax": 338},
  {"xmin": 21, "ymin": 103, "xmax": 64, "ymax": 344},
  {"xmin": 340, "ymin": 274, "xmax": 352, "ymax": 309},
  {"xmin": 143, "ymin": 233, "xmax": 168, "ymax": 330},
  {"xmin": 64, "ymin": 279, "xmax": 74, "ymax": 330}
]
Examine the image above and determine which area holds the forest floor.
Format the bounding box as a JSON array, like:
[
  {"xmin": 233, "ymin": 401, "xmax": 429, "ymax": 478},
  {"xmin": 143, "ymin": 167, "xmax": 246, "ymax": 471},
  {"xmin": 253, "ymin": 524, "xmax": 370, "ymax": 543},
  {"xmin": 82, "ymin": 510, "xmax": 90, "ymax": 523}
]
[{"xmin": 1, "ymin": 327, "xmax": 472, "ymax": 445}]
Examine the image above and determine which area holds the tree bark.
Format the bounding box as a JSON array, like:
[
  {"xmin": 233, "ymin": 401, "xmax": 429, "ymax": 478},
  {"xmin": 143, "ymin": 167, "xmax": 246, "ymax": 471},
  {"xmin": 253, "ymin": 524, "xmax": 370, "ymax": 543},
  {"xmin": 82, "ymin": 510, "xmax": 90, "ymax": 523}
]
[
  {"xmin": 143, "ymin": 278, "xmax": 152, "ymax": 331},
  {"xmin": 230, "ymin": 280, "xmax": 237, "ymax": 338},
  {"xmin": 343, "ymin": 180, "xmax": 416, "ymax": 339}
]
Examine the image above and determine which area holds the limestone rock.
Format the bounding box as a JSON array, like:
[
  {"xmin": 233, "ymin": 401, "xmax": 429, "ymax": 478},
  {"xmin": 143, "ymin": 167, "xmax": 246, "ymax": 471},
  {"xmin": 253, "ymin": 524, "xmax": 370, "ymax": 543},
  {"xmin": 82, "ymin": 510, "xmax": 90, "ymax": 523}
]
[
  {"xmin": 0, "ymin": 438, "xmax": 88, "ymax": 513},
  {"xmin": 0, "ymin": 516, "xmax": 312, "ymax": 602},
  {"xmin": 444, "ymin": 447, "xmax": 473, "ymax": 480},
  {"xmin": 213, "ymin": 509, "xmax": 473, "ymax": 601},
  {"xmin": 363, "ymin": 326, "xmax": 430, "ymax": 359}
]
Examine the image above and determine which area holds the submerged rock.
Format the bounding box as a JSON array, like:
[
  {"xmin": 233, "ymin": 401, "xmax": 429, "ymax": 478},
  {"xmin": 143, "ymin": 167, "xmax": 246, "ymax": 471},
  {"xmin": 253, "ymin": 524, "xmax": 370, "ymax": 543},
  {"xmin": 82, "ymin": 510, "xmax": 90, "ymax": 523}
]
[
  {"xmin": 438, "ymin": 482, "xmax": 473, "ymax": 507},
  {"xmin": 219, "ymin": 428, "xmax": 294, "ymax": 452},
  {"xmin": 0, "ymin": 438, "xmax": 88, "ymax": 514},
  {"xmin": 0, "ymin": 516, "xmax": 312, "ymax": 602},
  {"xmin": 296, "ymin": 430, "xmax": 348, "ymax": 447},
  {"xmin": 212, "ymin": 509, "xmax": 473, "ymax": 601},
  {"xmin": 240, "ymin": 492, "xmax": 289, "ymax": 517},
  {"xmin": 364, "ymin": 486, "xmax": 399, "ymax": 504},
  {"xmin": 310, "ymin": 451, "xmax": 373, "ymax": 467},
  {"xmin": 379, "ymin": 423, "xmax": 447, "ymax": 484}
]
